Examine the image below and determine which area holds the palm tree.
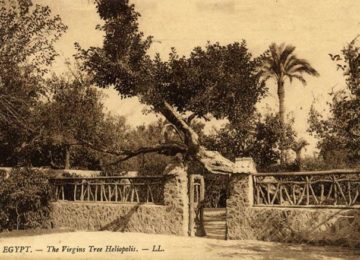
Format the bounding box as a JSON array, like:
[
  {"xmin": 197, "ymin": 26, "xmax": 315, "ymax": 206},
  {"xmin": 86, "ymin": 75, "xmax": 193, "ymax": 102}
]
[
  {"xmin": 261, "ymin": 43, "xmax": 319, "ymax": 164},
  {"xmin": 291, "ymin": 138, "xmax": 309, "ymax": 170}
]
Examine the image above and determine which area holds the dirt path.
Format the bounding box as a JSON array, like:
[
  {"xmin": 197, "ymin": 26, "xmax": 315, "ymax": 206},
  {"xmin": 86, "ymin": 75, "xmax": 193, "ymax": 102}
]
[{"xmin": 0, "ymin": 231, "xmax": 359, "ymax": 259}]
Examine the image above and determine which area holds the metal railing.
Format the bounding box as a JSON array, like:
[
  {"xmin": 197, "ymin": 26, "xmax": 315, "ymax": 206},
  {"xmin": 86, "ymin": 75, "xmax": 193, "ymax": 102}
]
[
  {"xmin": 50, "ymin": 176, "xmax": 166, "ymax": 205},
  {"xmin": 252, "ymin": 169, "xmax": 360, "ymax": 208}
]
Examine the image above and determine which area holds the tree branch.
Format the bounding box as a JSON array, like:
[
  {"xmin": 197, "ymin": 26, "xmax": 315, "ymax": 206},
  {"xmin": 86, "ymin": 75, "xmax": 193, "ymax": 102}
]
[
  {"xmin": 30, "ymin": 100, "xmax": 236, "ymax": 174},
  {"xmin": 105, "ymin": 143, "xmax": 188, "ymax": 166},
  {"xmin": 186, "ymin": 113, "xmax": 197, "ymax": 124},
  {"xmin": 160, "ymin": 123, "xmax": 184, "ymax": 143},
  {"xmin": 157, "ymin": 101, "xmax": 200, "ymax": 151},
  {"xmin": 157, "ymin": 101, "xmax": 236, "ymax": 174},
  {"xmin": 75, "ymin": 140, "xmax": 124, "ymax": 156},
  {"xmin": 71, "ymin": 138, "xmax": 186, "ymax": 163}
]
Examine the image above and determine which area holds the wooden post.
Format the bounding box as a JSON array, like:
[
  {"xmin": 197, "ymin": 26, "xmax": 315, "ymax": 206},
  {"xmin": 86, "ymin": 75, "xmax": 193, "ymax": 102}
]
[
  {"xmin": 292, "ymin": 185, "xmax": 296, "ymax": 204},
  {"xmin": 87, "ymin": 184, "xmax": 90, "ymax": 201},
  {"xmin": 199, "ymin": 175, "xmax": 205, "ymax": 237},
  {"xmin": 189, "ymin": 175, "xmax": 195, "ymax": 236},
  {"xmin": 333, "ymin": 176, "xmax": 338, "ymax": 205},
  {"xmin": 55, "ymin": 186, "xmax": 59, "ymax": 200},
  {"xmin": 347, "ymin": 181, "xmax": 351, "ymax": 205},
  {"xmin": 80, "ymin": 181, "xmax": 84, "ymax": 201},
  {"xmin": 320, "ymin": 184, "xmax": 324, "ymax": 203},
  {"xmin": 306, "ymin": 177, "xmax": 310, "ymax": 205},
  {"xmin": 74, "ymin": 184, "xmax": 77, "ymax": 201}
]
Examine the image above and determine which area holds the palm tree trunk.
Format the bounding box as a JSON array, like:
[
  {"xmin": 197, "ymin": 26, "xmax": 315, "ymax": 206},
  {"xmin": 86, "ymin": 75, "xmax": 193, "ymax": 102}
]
[{"xmin": 277, "ymin": 79, "xmax": 286, "ymax": 165}]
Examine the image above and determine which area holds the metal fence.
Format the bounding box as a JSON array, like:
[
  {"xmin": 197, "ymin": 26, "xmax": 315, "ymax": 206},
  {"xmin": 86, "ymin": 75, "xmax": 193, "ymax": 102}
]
[
  {"xmin": 252, "ymin": 169, "xmax": 360, "ymax": 208},
  {"xmin": 50, "ymin": 176, "xmax": 166, "ymax": 205}
]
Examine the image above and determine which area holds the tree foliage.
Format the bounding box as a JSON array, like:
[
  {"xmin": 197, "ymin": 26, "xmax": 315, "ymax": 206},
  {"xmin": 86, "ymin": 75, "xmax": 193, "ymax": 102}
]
[
  {"xmin": 102, "ymin": 120, "xmax": 173, "ymax": 176},
  {"xmin": 0, "ymin": 0, "xmax": 67, "ymax": 165},
  {"xmin": 150, "ymin": 43, "xmax": 266, "ymax": 123},
  {"xmin": 204, "ymin": 113, "xmax": 296, "ymax": 171},
  {"xmin": 0, "ymin": 168, "xmax": 52, "ymax": 231},
  {"xmin": 308, "ymin": 36, "xmax": 360, "ymax": 165},
  {"xmin": 76, "ymin": 0, "xmax": 266, "ymax": 173}
]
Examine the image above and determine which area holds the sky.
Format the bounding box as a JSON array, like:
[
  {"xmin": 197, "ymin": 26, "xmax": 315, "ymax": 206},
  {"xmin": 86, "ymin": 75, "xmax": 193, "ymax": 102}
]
[{"xmin": 35, "ymin": 0, "xmax": 360, "ymax": 156}]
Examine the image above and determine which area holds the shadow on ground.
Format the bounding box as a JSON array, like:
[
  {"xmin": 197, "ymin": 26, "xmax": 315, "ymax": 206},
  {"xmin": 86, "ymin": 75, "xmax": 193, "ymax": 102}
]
[{"xmin": 205, "ymin": 240, "xmax": 360, "ymax": 259}]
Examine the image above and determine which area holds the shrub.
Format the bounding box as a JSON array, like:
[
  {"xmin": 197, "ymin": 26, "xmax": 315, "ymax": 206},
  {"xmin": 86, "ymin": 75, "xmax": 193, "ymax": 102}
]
[{"xmin": 0, "ymin": 168, "xmax": 52, "ymax": 231}]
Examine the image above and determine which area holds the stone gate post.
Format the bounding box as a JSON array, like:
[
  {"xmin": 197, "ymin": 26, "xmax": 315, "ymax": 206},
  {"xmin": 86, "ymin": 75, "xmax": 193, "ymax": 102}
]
[
  {"xmin": 226, "ymin": 157, "xmax": 256, "ymax": 239},
  {"xmin": 163, "ymin": 154, "xmax": 189, "ymax": 236}
]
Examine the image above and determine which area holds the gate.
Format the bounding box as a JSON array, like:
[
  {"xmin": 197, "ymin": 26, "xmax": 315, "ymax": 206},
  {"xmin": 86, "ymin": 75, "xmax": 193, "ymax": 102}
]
[
  {"xmin": 189, "ymin": 174, "xmax": 205, "ymax": 236},
  {"xmin": 188, "ymin": 174, "xmax": 228, "ymax": 239}
]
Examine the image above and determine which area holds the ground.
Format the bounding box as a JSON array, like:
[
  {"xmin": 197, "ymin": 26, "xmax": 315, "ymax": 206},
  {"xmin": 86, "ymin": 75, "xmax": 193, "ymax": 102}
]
[{"xmin": 0, "ymin": 231, "xmax": 359, "ymax": 259}]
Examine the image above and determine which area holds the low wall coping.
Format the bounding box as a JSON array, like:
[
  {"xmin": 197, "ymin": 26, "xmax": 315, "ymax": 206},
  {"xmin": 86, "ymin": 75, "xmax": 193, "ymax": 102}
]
[
  {"xmin": 251, "ymin": 205, "xmax": 360, "ymax": 211},
  {"xmin": 51, "ymin": 201, "xmax": 166, "ymax": 207},
  {"xmin": 234, "ymin": 157, "xmax": 257, "ymax": 174}
]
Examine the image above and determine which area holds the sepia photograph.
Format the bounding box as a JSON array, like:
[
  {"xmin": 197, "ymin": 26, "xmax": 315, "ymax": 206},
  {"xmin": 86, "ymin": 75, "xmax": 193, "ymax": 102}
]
[{"xmin": 0, "ymin": 0, "xmax": 360, "ymax": 259}]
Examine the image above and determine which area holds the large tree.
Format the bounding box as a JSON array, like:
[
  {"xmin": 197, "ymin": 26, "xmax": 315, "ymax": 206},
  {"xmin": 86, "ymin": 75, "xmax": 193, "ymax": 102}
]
[
  {"xmin": 308, "ymin": 36, "xmax": 360, "ymax": 166},
  {"xmin": 36, "ymin": 71, "xmax": 106, "ymax": 169},
  {"xmin": 260, "ymin": 43, "xmax": 319, "ymax": 164},
  {"xmin": 0, "ymin": 0, "xmax": 67, "ymax": 165},
  {"xmin": 76, "ymin": 0, "xmax": 266, "ymax": 174}
]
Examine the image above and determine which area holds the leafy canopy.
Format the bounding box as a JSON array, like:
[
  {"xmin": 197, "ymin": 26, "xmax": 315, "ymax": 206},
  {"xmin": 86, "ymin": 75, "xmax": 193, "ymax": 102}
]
[
  {"xmin": 204, "ymin": 113, "xmax": 296, "ymax": 170},
  {"xmin": 308, "ymin": 36, "xmax": 360, "ymax": 164},
  {"xmin": 0, "ymin": 168, "xmax": 52, "ymax": 230},
  {"xmin": 260, "ymin": 43, "xmax": 319, "ymax": 85},
  {"xmin": 77, "ymin": 0, "xmax": 266, "ymax": 124},
  {"xmin": 0, "ymin": 0, "xmax": 67, "ymax": 165}
]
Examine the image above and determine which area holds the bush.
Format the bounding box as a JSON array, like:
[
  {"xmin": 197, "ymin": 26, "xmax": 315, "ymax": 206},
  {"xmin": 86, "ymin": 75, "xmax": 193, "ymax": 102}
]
[
  {"xmin": 258, "ymin": 162, "xmax": 300, "ymax": 173},
  {"xmin": 0, "ymin": 168, "xmax": 52, "ymax": 231}
]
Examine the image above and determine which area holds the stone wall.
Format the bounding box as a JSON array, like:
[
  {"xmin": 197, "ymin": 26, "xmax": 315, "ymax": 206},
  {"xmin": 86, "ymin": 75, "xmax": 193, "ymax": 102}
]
[
  {"xmin": 226, "ymin": 172, "xmax": 360, "ymax": 248},
  {"xmin": 51, "ymin": 202, "xmax": 174, "ymax": 233},
  {"xmin": 51, "ymin": 159, "xmax": 189, "ymax": 236}
]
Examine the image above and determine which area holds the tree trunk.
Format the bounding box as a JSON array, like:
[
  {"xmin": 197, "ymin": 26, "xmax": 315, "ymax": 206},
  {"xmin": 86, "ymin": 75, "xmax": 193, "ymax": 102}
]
[
  {"xmin": 277, "ymin": 79, "xmax": 286, "ymax": 166},
  {"xmin": 64, "ymin": 145, "xmax": 71, "ymax": 169},
  {"xmin": 295, "ymin": 149, "xmax": 304, "ymax": 171},
  {"xmin": 295, "ymin": 150, "xmax": 301, "ymax": 163},
  {"xmin": 158, "ymin": 101, "xmax": 236, "ymax": 174}
]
